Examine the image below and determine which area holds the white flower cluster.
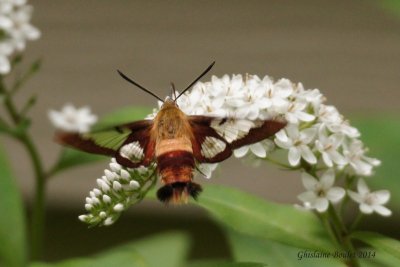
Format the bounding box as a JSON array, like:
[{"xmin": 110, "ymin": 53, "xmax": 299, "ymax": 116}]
[
  {"xmin": 0, "ymin": 0, "xmax": 40, "ymax": 74},
  {"xmin": 49, "ymin": 74, "xmax": 390, "ymax": 222},
  {"xmin": 79, "ymin": 158, "xmax": 155, "ymax": 226},
  {"xmin": 166, "ymin": 74, "xmax": 389, "ymax": 216}
]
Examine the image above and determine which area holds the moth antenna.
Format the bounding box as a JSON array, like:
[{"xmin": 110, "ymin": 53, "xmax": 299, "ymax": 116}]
[
  {"xmin": 117, "ymin": 70, "xmax": 164, "ymax": 102},
  {"xmin": 175, "ymin": 61, "xmax": 215, "ymax": 100},
  {"xmin": 171, "ymin": 82, "xmax": 177, "ymax": 101}
]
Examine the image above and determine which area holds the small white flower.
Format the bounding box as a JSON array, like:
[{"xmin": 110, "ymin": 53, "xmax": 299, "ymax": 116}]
[
  {"xmin": 279, "ymin": 101, "xmax": 315, "ymax": 124},
  {"xmin": 48, "ymin": 104, "xmax": 97, "ymax": 133},
  {"xmin": 297, "ymin": 170, "xmax": 345, "ymax": 212},
  {"xmin": 343, "ymin": 139, "xmax": 381, "ymax": 176},
  {"xmin": 275, "ymin": 125, "xmax": 317, "ymax": 166},
  {"xmin": 315, "ymin": 128, "xmax": 347, "ymax": 167},
  {"xmin": 348, "ymin": 179, "xmax": 391, "ymax": 216}
]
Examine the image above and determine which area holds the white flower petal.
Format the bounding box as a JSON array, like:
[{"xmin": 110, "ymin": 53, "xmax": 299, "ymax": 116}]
[
  {"xmin": 299, "ymin": 145, "xmax": 317, "ymax": 164},
  {"xmin": 360, "ymin": 203, "xmax": 373, "ymax": 214},
  {"xmin": 298, "ymin": 191, "xmax": 317, "ymax": 203},
  {"xmin": 357, "ymin": 178, "xmax": 370, "ymax": 195},
  {"xmin": 373, "ymin": 205, "xmax": 392, "ymax": 217},
  {"xmin": 233, "ymin": 146, "xmax": 249, "ymax": 158},
  {"xmin": 314, "ymin": 198, "xmax": 329, "ymax": 212},
  {"xmin": 250, "ymin": 143, "xmax": 267, "ymax": 158},
  {"xmin": 373, "ymin": 190, "xmax": 390, "ymax": 205},
  {"xmin": 348, "ymin": 190, "xmax": 363, "ymax": 203},
  {"xmin": 320, "ymin": 169, "xmax": 335, "ymax": 189},
  {"xmin": 301, "ymin": 172, "xmax": 318, "ymax": 191},
  {"xmin": 327, "ymin": 187, "xmax": 345, "ymax": 203},
  {"xmin": 288, "ymin": 147, "xmax": 301, "ymax": 166}
]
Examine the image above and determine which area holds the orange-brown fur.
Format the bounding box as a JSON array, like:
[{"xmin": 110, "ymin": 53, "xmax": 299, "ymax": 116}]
[{"xmin": 151, "ymin": 100, "xmax": 195, "ymax": 187}]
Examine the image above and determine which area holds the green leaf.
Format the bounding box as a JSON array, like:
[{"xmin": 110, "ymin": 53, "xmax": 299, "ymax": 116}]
[
  {"xmin": 30, "ymin": 231, "xmax": 190, "ymax": 267},
  {"xmin": 0, "ymin": 143, "xmax": 27, "ymax": 267},
  {"xmin": 103, "ymin": 231, "xmax": 190, "ymax": 267},
  {"xmin": 93, "ymin": 106, "xmax": 152, "ymax": 130},
  {"xmin": 186, "ymin": 261, "xmax": 266, "ymax": 267},
  {"xmin": 351, "ymin": 231, "xmax": 400, "ymax": 260},
  {"xmin": 194, "ymin": 185, "xmax": 336, "ymax": 252},
  {"xmin": 227, "ymin": 230, "xmax": 346, "ymax": 267},
  {"xmin": 358, "ymin": 249, "xmax": 400, "ymax": 267},
  {"xmin": 352, "ymin": 116, "xmax": 400, "ymax": 208},
  {"xmin": 50, "ymin": 148, "xmax": 107, "ymax": 175}
]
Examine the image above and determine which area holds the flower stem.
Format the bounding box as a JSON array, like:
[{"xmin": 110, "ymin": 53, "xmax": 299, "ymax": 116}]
[
  {"xmin": 327, "ymin": 205, "xmax": 360, "ymax": 267},
  {"xmin": 0, "ymin": 77, "xmax": 46, "ymax": 260}
]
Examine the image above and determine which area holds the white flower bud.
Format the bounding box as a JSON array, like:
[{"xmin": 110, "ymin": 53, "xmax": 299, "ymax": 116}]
[
  {"xmin": 97, "ymin": 179, "xmax": 110, "ymax": 192},
  {"xmin": 85, "ymin": 203, "xmax": 93, "ymax": 211},
  {"xmin": 109, "ymin": 162, "xmax": 122, "ymax": 172},
  {"xmin": 120, "ymin": 169, "xmax": 131, "ymax": 180},
  {"xmin": 89, "ymin": 191, "xmax": 95, "ymax": 198},
  {"xmin": 78, "ymin": 215, "xmax": 88, "ymax": 222},
  {"xmin": 93, "ymin": 188, "xmax": 102, "ymax": 196},
  {"xmin": 86, "ymin": 197, "xmax": 93, "ymax": 204},
  {"xmin": 113, "ymin": 203, "xmax": 124, "ymax": 212},
  {"xmin": 102, "ymin": 195, "xmax": 111, "ymax": 203},
  {"xmin": 129, "ymin": 180, "xmax": 140, "ymax": 190},
  {"xmin": 91, "ymin": 197, "xmax": 100, "ymax": 205},
  {"xmin": 104, "ymin": 217, "xmax": 114, "ymax": 226},
  {"xmin": 104, "ymin": 169, "xmax": 117, "ymax": 182},
  {"xmin": 113, "ymin": 181, "xmax": 122, "ymax": 191},
  {"xmin": 99, "ymin": 211, "xmax": 107, "ymax": 218}
]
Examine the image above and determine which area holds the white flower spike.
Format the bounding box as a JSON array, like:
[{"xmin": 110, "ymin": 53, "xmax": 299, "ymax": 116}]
[
  {"xmin": 48, "ymin": 104, "xmax": 97, "ymax": 133},
  {"xmin": 348, "ymin": 178, "xmax": 391, "ymax": 217},
  {"xmin": 297, "ymin": 170, "xmax": 345, "ymax": 213}
]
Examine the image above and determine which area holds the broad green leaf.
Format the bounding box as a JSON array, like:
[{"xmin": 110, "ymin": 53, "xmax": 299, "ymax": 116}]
[
  {"xmin": 31, "ymin": 252, "xmax": 146, "ymax": 267},
  {"xmin": 358, "ymin": 249, "xmax": 400, "ymax": 267},
  {"xmin": 51, "ymin": 149, "xmax": 107, "ymax": 175},
  {"xmin": 194, "ymin": 185, "xmax": 336, "ymax": 252},
  {"xmin": 0, "ymin": 144, "xmax": 27, "ymax": 267},
  {"xmin": 186, "ymin": 261, "xmax": 266, "ymax": 267},
  {"xmin": 351, "ymin": 231, "xmax": 400, "ymax": 260},
  {"xmin": 30, "ymin": 231, "xmax": 189, "ymax": 267},
  {"xmin": 93, "ymin": 106, "xmax": 151, "ymax": 130},
  {"xmin": 352, "ymin": 116, "xmax": 400, "ymax": 208},
  {"xmin": 227, "ymin": 230, "xmax": 346, "ymax": 267},
  {"xmin": 102, "ymin": 231, "xmax": 190, "ymax": 267}
]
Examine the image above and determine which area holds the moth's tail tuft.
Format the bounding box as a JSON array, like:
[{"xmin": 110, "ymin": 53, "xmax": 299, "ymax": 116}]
[{"xmin": 157, "ymin": 182, "xmax": 203, "ymax": 204}]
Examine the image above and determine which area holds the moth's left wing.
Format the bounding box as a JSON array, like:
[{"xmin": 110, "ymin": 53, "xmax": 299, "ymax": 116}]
[
  {"xmin": 188, "ymin": 115, "xmax": 286, "ymax": 163},
  {"xmin": 55, "ymin": 119, "xmax": 155, "ymax": 167}
]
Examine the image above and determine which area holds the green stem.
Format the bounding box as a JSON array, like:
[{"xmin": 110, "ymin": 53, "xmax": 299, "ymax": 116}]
[
  {"xmin": 19, "ymin": 133, "xmax": 46, "ymax": 260},
  {"xmin": 0, "ymin": 76, "xmax": 46, "ymax": 260},
  {"xmin": 320, "ymin": 212, "xmax": 341, "ymax": 249},
  {"xmin": 350, "ymin": 212, "xmax": 363, "ymax": 231},
  {"xmin": 328, "ymin": 205, "xmax": 360, "ymax": 267}
]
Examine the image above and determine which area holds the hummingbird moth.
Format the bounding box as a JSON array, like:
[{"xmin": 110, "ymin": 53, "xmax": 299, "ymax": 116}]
[{"xmin": 56, "ymin": 62, "xmax": 286, "ymax": 204}]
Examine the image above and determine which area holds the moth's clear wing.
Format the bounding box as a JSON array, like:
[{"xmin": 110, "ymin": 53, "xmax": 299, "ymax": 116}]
[
  {"xmin": 188, "ymin": 115, "xmax": 286, "ymax": 163},
  {"xmin": 55, "ymin": 120, "xmax": 155, "ymax": 168}
]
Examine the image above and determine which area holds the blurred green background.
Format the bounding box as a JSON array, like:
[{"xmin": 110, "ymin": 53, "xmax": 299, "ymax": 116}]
[{"xmin": 1, "ymin": 0, "xmax": 399, "ymax": 263}]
